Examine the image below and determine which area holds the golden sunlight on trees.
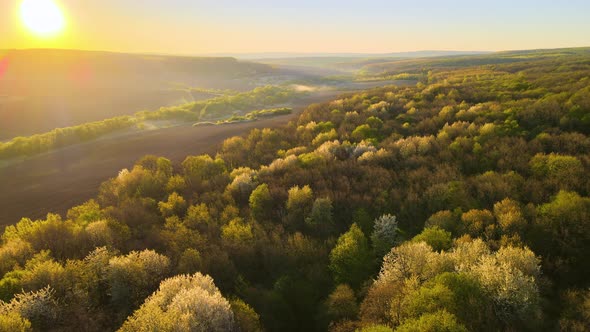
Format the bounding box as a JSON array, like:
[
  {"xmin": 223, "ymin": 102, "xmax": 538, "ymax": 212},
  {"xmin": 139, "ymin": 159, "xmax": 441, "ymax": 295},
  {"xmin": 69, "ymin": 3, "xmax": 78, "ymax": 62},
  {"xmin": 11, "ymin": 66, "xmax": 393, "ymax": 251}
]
[
  {"xmin": 120, "ymin": 273, "xmax": 235, "ymax": 332},
  {"xmin": 1, "ymin": 50, "xmax": 590, "ymax": 330}
]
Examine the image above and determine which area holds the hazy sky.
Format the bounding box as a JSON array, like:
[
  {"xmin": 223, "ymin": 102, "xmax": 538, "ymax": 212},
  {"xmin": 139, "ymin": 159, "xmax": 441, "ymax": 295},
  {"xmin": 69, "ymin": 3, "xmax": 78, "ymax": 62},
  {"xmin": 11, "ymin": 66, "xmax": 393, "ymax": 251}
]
[{"xmin": 1, "ymin": 0, "xmax": 590, "ymax": 54}]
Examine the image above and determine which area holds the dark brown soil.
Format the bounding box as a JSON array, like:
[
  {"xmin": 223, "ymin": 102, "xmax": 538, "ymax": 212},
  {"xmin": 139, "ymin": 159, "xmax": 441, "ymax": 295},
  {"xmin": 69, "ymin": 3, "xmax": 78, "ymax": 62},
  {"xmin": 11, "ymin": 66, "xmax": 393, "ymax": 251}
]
[{"xmin": 0, "ymin": 92, "xmax": 338, "ymax": 227}]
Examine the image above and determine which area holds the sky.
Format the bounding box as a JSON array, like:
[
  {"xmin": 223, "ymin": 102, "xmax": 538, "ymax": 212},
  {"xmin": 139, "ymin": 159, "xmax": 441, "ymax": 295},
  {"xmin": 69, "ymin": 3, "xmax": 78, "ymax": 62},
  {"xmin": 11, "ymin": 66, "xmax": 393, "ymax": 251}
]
[{"xmin": 1, "ymin": 0, "xmax": 590, "ymax": 55}]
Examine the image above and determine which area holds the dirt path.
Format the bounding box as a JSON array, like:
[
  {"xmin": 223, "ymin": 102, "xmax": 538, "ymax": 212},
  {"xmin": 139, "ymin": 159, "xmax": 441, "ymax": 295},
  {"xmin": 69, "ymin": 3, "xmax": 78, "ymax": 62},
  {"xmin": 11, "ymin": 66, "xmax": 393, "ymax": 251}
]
[{"xmin": 0, "ymin": 91, "xmax": 340, "ymax": 227}]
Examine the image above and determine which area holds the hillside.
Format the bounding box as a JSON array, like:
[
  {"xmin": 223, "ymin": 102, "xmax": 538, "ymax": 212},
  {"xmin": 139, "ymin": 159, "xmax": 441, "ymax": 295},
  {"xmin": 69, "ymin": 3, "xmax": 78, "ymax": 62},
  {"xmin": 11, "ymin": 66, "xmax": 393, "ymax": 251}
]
[
  {"xmin": 0, "ymin": 49, "xmax": 275, "ymax": 139},
  {"xmin": 251, "ymin": 51, "xmax": 488, "ymax": 72},
  {"xmin": 0, "ymin": 48, "xmax": 588, "ymax": 331},
  {"xmin": 358, "ymin": 47, "xmax": 590, "ymax": 77}
]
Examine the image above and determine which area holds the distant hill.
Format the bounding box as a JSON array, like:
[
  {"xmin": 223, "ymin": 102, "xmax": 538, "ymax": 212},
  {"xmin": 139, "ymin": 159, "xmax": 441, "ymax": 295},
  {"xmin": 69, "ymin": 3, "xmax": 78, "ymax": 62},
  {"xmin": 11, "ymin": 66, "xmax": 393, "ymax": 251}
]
[
  {"xmin": 358, "ymin": 47, "xmax": 590, "ymax": 76},
  {"xmin": 0, "ymin": 49, "xmax": 275, "ymax": 139},
  {"xmin": 0, "ymin": 49, "xmax": 273, "ymax": 86},
  {"xmin": 248, "ymin": 51, "xmax": 489, "ymax": 73},
  {"xmin": 215, "ymin": 50, "xmax": 488, "ymax": 59}
]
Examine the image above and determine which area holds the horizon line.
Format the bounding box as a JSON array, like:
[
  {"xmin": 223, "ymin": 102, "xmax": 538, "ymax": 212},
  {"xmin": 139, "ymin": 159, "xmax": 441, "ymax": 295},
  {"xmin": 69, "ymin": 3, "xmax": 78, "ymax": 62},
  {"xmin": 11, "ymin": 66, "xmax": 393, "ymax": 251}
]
[{"xmin": 2, "ymin": 46, "xmax": 589, "ymax": 59}]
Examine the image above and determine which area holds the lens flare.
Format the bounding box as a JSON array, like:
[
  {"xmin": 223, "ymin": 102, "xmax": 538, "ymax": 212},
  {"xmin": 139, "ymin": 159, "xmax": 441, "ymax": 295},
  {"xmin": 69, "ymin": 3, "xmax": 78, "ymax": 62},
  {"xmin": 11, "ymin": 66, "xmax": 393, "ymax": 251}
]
[
  {"xmin": 0, "ymin": 57, "xmax": 8, "ymax": 79},
  {"xmin": 20, "ymin": 0, "xmax": 65, "ymax": 37}
]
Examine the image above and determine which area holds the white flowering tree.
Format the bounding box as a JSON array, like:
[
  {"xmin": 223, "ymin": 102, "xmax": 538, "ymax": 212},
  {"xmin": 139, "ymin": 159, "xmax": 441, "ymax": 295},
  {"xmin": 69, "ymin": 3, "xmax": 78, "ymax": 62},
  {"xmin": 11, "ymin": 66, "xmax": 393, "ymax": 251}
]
[
  {"xmin": 0, "ymin": 286, "xmax": 57, "ymax": 331},
  {"xmin": 367, "ymin": 239, "xmax": 542, "ymax": 330},
  {"xmin": 119, "ymin": 273, "xmax": 235, "ymax": 332},
  {"xmin": 371, "ymin": 214, "xmax": 400, "ymax": 257}
]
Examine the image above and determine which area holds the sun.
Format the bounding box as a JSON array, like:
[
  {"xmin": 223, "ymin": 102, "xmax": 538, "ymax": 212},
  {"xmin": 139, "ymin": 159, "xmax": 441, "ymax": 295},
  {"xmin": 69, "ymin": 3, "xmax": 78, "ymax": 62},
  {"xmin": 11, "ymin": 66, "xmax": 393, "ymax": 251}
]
[{"xmin": 20, "ymin": 0, "xmax": 65, "ymax": 37}]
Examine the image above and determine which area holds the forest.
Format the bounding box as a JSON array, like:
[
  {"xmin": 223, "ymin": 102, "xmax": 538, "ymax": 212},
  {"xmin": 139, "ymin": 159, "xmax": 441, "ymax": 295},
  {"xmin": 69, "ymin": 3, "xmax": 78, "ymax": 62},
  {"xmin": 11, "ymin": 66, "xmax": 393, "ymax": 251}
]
[{"xmin": 1, "ymin": 49, "xmax": 590, "ymax": 331}]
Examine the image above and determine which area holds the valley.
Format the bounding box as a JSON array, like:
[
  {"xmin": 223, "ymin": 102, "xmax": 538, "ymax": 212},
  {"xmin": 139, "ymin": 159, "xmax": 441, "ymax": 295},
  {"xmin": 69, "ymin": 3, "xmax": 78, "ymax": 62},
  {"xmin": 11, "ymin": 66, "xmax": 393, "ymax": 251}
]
[
  {"xmin": 1, "ymin": 45, "xmax": 589, "ymax": 332},
  {"xmin": 0, "ymin": 85, "xmax": 408, "ymax": 227}
]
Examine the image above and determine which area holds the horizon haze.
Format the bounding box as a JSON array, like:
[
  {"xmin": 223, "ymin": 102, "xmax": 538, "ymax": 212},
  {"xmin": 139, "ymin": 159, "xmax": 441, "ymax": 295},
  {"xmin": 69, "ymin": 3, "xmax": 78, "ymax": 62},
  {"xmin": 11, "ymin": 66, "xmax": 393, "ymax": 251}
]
[{"xmin": 1, "ymin": 0, "xmax": 590, "ymax": 54}]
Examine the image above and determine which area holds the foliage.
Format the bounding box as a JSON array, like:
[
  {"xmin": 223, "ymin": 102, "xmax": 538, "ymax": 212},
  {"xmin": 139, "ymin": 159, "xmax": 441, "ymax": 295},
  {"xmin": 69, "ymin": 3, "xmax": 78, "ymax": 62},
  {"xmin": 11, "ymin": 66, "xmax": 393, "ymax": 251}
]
[
  {"xmin": 371, "ymin": 214, "xmax": 400, "ymax": 257},
  {"xmin": 108, "ymin": 250, "xmax": 171, "ymax": 320},
  {"xmin": 145, "ymin": 85, "xmax": 299, "ymax": 122},
  {"xmin": 324, "ymin": 284, "xmax": 358, "ymax": 323},
  {"xmin": 286, "ymin": 185, "xmax": 314, "ymax": 229},
  {"xmin": 207, "ymin": 108, "xmax": 293, "ymax": 125},
  {"xmin": 0, "ymin": 287, "xmax": 57, "ymax": 331},
  {"xmin": 411, "ymin": 227, "xmax": 452, "ymax": 252},
  {"xmin": 119, "ymin": 273, "xmax": 235, "ymax": 332},
  {"xmin": 0, "ymin": 117, "xmax": 136, "ymax": 160},
  {"xmin": 394, "ymin": 310, "xmax": 468, "ymax": 332},
  {"xmin": 534, "ymin": 191, "xmax": 590, "ymax": 285},
  {"xmin": 329, "ymin": 224, "xmax": 373, "ymax": 288},
  {"xmin": 0, "ymin": 311, "xmax": 32, "ymax": 332},
  {"xmin": 372, "ymin": 239, "xmax": 541, "ymax": 330},
  {"xmin": 559, "ymin": 288, "xmax": 590, "ymax": 331},
  {"xmin": 249, "ymin": 183, "xmax": 272, "ymax": 221},
  {"xmin": 1, "ymin": 49, "xmax": 590, "ymax": 331},
  {"xmin": 306, "ymin": 198, "xmax": 334, "ymax": 234},
  {"xmin": 230, "ymin": 298, "xmax": 263, "ymax": 332},
  {"xmin": 158, "ymin": 192, "xmax": 187, "ymax": 218},
  {"xmin": 359, "ymin": 325, "xmax": 394, "ymax": 332}
]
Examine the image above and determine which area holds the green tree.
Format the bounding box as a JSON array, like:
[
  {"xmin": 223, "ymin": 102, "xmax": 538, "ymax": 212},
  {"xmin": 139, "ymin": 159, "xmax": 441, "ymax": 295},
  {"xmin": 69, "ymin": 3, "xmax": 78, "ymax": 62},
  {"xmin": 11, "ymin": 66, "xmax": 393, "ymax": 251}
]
[
  {"xmin": 535, "ymin": 191, "xmax": 590, "ymax": 285},
  {"xmin": 66, "ymin": 200, "xmax": 104, "ymax": 226},
  {"xmin": 166, "ymin": 175, "xmax": 187, "ymax": 193},
  {"xmin": 305, "ymin": 197, "xmax": 334, "ymax": 235},
  {"xmin": 353, "ymin": 208, "xmax": 374, "ymax": 237},
  {"xmin": 460, "ymin": 209, "xmax": 495, "ymax": 239},
  {"xmin": 177, "ymin": 249, "xmax": 203, "ymax": 275},
  {"xmin": 412, "ymin": 227, "xmax": 452, "ymax": 252},
  {"xmin": 158, "ymin": 192, "xmax": 187, "ymax": 218},
  {"xmin": 530, "ymin": 153, "xmax": 584, "ymax": 191},
  {"xmin": 403, "ymin": 283, "xmax": 455, "ymax": 319},
  {"xmin": 221, "ymin": 218, "xmax": 254, "ymax": 252},
  {"xmin": 395, "ymin": 310, "xmax": 468, "ymax": 332},
  {"xmin": 231, "ymin": 298, "xmax": 263, "ymax": 332},
  {"xmin": 352, "ymin": 124, "xmax": 378, "ymax": 141},
  {"xmin": 2, "ymin": 214, "xmax": 84, "ymax": 260},
  {"xmin": 329, "ymin": 224, "xmax": 373, "ymax": 288},
  {"xmin": 0, "ymin": 239, "xmax": 33, "ymax": 277},
  {"xmin": 0, "ymin": 311, "xmax": 32, "ymax": 332},
  {"xmin": 559, "ymin": 288, "xmax": 590, "ymax": 331},
  {"xmin": 108, "ymin": 250, "xmax": 170, "ymax": 321},
  {"xmin": 425, "ymin": 211, "xmax": 461, "ymax": 236},
  {"xmin": 249, "ymin": 183, "xmax": 272, "ymax": 221},
  {"xmin": 325, "ymin": 284, "xmax": 358, "ymax": 323},
  {"xmin": 182, "ymin": 155, "xmax": 228, "ymax": 192},
  {"xmin": 184, "ymin": 203, "xmax": 213, "ymax": 232},
  {"xmin": 286, "ymin": 185, "xmax": 314, "ymax": 229},
  {"xmin": 360, "ymin": 325, "xmax": 393, "ymax": 332}
]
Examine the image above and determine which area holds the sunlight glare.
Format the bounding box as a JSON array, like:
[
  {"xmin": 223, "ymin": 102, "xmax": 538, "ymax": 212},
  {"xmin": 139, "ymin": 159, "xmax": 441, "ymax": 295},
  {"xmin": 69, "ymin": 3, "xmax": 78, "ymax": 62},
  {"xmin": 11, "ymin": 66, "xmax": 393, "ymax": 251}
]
[{"xmin": 20, "ymin": 0, "xmax": 65, "ymax": 37}]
